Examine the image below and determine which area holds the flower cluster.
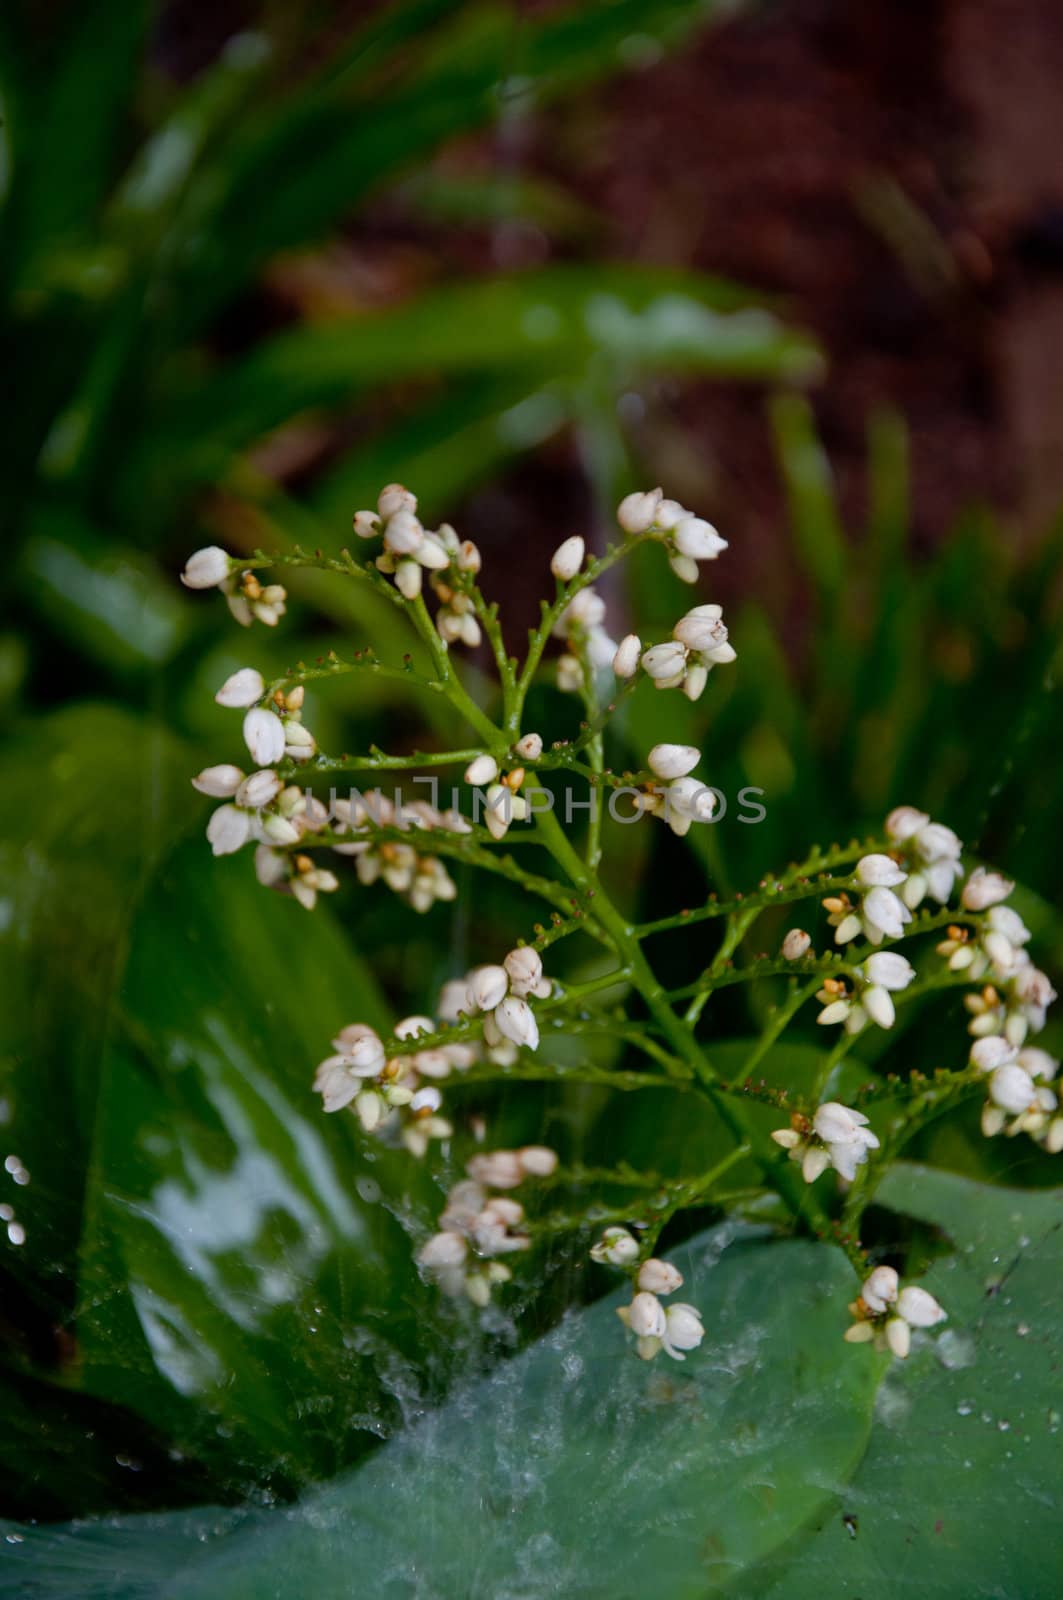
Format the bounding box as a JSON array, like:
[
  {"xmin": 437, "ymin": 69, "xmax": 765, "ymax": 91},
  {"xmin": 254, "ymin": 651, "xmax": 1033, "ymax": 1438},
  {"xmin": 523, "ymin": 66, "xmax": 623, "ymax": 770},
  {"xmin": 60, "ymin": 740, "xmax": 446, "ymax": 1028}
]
[
  {"xmin": 330, "ymin": 790, "xmax": 464, "ymax": 913},
  {"xmin": 616, "ymin": 486, "xmax": 727, "ymax": 583},
  {"xmin": 844, "ymin": 1266, "xmax": 947, "ymax": 1358},
  {"xmin": 418, "ymin": 1146, "xmax": 558, "ymax": 1306},
  {"xmin": 314, "ymin": 1019, "xmax": 462, "ymax": 1151},
  {"xmin": 352, "ymin": 483, "xmax": 482, "ymax": 636},
  {"xmin": 772, "ymin": 1101, "xmax": 880, "ymax": 1184},
  {"xmin": 815, "ymin": 950, "xmax": 916, "ymax": 1033},
  {"xmin": 617, "ymin": 1258, "xmax": 705, "ymax": 1362},
  {"xmin": 553, "ymin": 587, "xmax": 617, "ymax": 693},
  {"xmin": 633, "ymin": 742, "xmax": 717, "ymax": 837},
  {"xmin": 464, "ymin": 947, "xmax": 552, "ymax": 1054},
  {"xmin": 181, "ymin": 548, "xmax": 287, "ymax": 627},
  {"xmin": 884, "ymin": 806, "xmax": 963, "ymax": 907},
  {"xmin": 618, "ymin": 603, "xmax": 736, "ymax": 704},
  {"xmin": 823, "ymin": 852, "xmax": 912, "ymax": 945}
]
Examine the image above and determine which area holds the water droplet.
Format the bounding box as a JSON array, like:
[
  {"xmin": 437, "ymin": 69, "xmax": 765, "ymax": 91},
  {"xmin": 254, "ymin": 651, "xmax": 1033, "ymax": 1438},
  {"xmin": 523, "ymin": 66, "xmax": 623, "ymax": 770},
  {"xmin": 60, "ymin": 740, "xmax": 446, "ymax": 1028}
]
[
  {"xmin": 957, "ymin": 1400, "xmax": 973, "ymax": 1417},
  {"xmin": 936, "ymin": 1329, "xmax": 976, "ymax": 1370}
]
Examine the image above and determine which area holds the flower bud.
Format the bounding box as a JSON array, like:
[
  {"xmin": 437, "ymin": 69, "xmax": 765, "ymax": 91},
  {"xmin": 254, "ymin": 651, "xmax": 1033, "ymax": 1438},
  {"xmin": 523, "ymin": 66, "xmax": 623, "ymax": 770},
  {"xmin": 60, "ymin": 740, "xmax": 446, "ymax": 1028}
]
[
  {"xmin": 550, "ymin": 536, "xmax": 585, "ymax": 581},
  {"xmin": 242, "ymin": 707, "xmax": 285, "ymax": 766},
  {"xmin": 856, "ymin": 853, "xmax": 907, "ymax": 888},
  {"xmin": 861, "ymin": 1265, "xmax": 899, "ymax": 1314},
  {"xmin": 215, "ymin": 667, "xmax": 265, "ymax": 708},
  {"xmin": 493, "ymin": 995, "xmax": 539, "ymax": 1051},
  {"xmin": 378, "ymin": 483, "xmax": 416, "ymax": 519},
  {"xmin": 517, "ymin": 1145, "xmax": 558, "ymax": 1177},
  {"xmin": 612, "ymin": 634, "xmax": 642, "ymax": 678},
  {"xmin": 464, "ymin": 754, "xmax": 499, "ymax": 786},
  {"xmin": 863, "ymin": 952, "xmax": 916, "ymax": 990},
  {"xmin": 616, "ymin": 488, "xmax": 662, "ymax": 534},
  {"xmin": 419, "ymin": 1231, "xmax": 467, "ymax": 1268},
  {"xmin": 896, "ymin": 1285, "xmax": 946, "ymax": 1327},
  {"xmin": 637, "ymin": 1258, "xmax": 684, "ymax": 1295},
  {"xmin": 384, "ymin": 510, "xmax": 424, "ymax": 555},
  {"xmin": 467, "ymin": 1150, "xmax": 525, "ymax": 1188},
  {"xmin": 590, "ymin": 1227, "xmax": 639, "ymax": 1265},
  {"xmin": 466, "ymin": 965, "xmax": 509, "ymax": 1013},
  {"xmin": 781, "ymin": 929, "xmax": 811, "ymax": 960},
  {"xmin": 886, "ymin": 1317, "xmax": 911, "ymax": 1358},
  {"xmin": 673, "ymin": 517, "xmax": 727, "ymax": 561},
  {"xmin": 192, "ymin": 764, "xmax": 245, "ymax": 798},
  {"xmin": 457, "ymin": 540, "xmax": 482, "ymax": 573},
  {"xmin": 961, "ymin": 867, "xmax": 1014, "ymax": 910},
  {"xmin": 352, "ymin": 509, "xmax": 380, "ymax": 539},
  {"xmin": 395, "ymin": 559, "xmax": 423, "ymax": 599},
  {"xmin": 862, "ymin": 985, "xmax": 896, "ymax": 1029},
  {"xmin": 884, "ymin": 805, "xmax": 930, "ymax": 841},
  {"xmin": 628, "ymin": 1291, "xmax": 666, "ymax": 1338},
  {"xmin": 989, "ymin": 1062, "xmax": 1036, "ymax": 1114},
  {"xmin": 662, "ymin": 1303, "xmax": 705, "ymax": 1358},
  {"xmin": 514, "ymin": 732, "xmax": 543, "ymax": 761},
  {"xmin": 640, "ymin": 641, "xmax": 688, "ymax": 681},
  {"xmin": 206, "ymin": 805, "xmax": 251, "ymax": 856},
  {"xmin": 668, "ymin": 553, "xmax": 700, "ymax": 584},
  {"xmin": 181, "ymin": 546, "xmax": 231, "ymax": 589},
  {"xmin": 504, "ymin": 946, "xmax": 543, "ymax": 996},
  {"xmin": 237, "ymin": 769, "xmax": 283, "ymax": 808},
  {"xmin": 647, "ymin": 743, "xmax": 699, "ymax": 780}
]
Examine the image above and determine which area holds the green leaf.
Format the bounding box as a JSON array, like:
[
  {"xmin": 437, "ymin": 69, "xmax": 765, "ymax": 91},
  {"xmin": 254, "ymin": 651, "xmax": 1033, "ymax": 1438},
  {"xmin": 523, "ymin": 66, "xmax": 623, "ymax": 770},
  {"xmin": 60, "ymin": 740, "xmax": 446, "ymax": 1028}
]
[
  {"xmin": 754, "ymin": 1164, "xmax": 1063, "ymax": 1597},
  {"xmin": 1, "ymin": 1223, "xmax": 879, "ymax": 1597}
]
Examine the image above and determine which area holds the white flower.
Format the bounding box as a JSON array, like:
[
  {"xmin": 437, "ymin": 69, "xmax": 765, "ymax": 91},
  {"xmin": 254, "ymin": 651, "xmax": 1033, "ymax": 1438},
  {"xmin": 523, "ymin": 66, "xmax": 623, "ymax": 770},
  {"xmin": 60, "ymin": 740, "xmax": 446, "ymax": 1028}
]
[
  {"xmin": 181, "ymin": 546, "xmax": 231, "ymax": 589},
  {"xmin": 801, "ymin": 1146, "xmax": 832, "ymax": 1182},
  {"xmin": 1018, "ymin": 1046, "xmax": 1058, "ymax": 1082},
  {"xmin": 243, "ymin": 707, "xmax": 285, "ymax": 766},
  {"xmin": 863, "ymin": 951, "xmax": 916, "ymax": 990},
  {"xmin": 467, "ymin": 965, "xmax": 509, "ymax": 1013},
  {"xmin": 647, "ymin": 743, "xmax": 699, "ymax": 780},
  {"xmin": 812, "ymin": 1101, "xmax": 879, "ymax": 1181},
  {"xmin": 590, "ymin": 1227, "xmax": 640, "ymax": 1265},
  {"xmin": 378, "ymin": 483, "xmax": 416, "ymax": 519},
  {"xmin": 885, "ymin": 805, "xmax": 930, "ymax": 842},
  {"xmin": 550, "ymin": 536, "xmax": 585, "ymax": 581},
  {"xmin": 333, "ymin": 1024, "xmax": 387, "ymax": 1077},
  {"xmin": 961, "ymin": 867, "xmax": 1014, "ymax": 910},
  {"xmin": 493, "ymin": 995, "xmax": 539, "ymax": 1051},
  {"xmin": 236, "ymin": 769, "xmax": 282, "ymax": 808},
  {"xmin": 616, "ymin": 488, "xmax": 663, "ymax": 533},
  {"xmin": 514, "ymin": 732, "xmax": 543, "ymax": 761},
  {"xmin": 637, "ymin": 1259, "xmax": 683, "ymax": 1295},
  {"xmin": 612, "ymin": 634, "xmax": 642, "ymax": 678},
  {"xmin": 283, "ymin": 719, "xmax": 316, "ymax": 761},
  {"xmin": 660, "ymin": 1302, "xmax": 705, "ymax": 1360},
  {"xmin": 192, "ymin": 764, "xmax": 244, "ymax": 797},
  {"xmin": 861, "ymin": 1265, "xmax": 899, "ymax": 1314},
  {"xmin": 662, "ymin": 775, "xmax": 716, "ymax": 836},
  {"xmin": 970, "ymin": 1035, "xmax": 1017, "ymax": 1074},
  {"xmin": 215, "ymin": 667, "xmax": 265, "ymax": 708},
  {"xmin": 673, "ymin": 517, "xmax": 726, "ymax": 561},
  {"xmin": 782, "ymin": 929, "xmax": 812, "ymax": 960},
  {"xmin": 206, "ymin": 804, "xmax": 251, "ymax": 856},
  {"xmin": 628, "ymin": 1291, "xmax": 666, "ymax": 1339}
]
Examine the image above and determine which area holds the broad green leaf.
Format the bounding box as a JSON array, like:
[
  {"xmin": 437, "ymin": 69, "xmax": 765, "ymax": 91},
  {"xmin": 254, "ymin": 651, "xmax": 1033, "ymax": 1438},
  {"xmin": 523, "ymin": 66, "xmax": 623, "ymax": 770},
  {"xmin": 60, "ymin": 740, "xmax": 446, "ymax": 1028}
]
[
  {"xmin": 755, "ymin": 1164, "xmax": 1063, "ymax": 1598},
  {"xmin": 74, "ymin": 837, "xmax": 443, "ymax": 1490},
  {"xmin": 0, "ymin": 1223, "xmax": 879, "ymax": 1597}
]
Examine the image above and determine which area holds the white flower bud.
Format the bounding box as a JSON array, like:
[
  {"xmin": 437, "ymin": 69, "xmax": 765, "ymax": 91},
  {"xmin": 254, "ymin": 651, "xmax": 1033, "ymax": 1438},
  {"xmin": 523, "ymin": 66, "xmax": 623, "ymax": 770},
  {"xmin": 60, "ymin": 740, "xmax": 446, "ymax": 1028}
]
[
  {"xmin": 557, "ymin": 654, "xmax": 584, "ymax": 692},
  {"xmin": 504, "ymin": 946, "xmax": 543, "ymax": 996},
  {"xmin": 395, "ymin": 559, "xmax": 423, "ymax": 599},
  {"xmin": 236, "ymin": 769, "xmax": 283, "ymax": 808},
  {"xmin": 354, "ymin": 1089, "xmax": 384, "ymax": 1131},
  {"xmin": 862, "ymin": 886, "xmax": 910, "ymax": 940},
  {"xmin": 661, "ymin": 1303, "xmax": 705, "ymax": 1359},
  {"xmin": 862, "ymin": 985, "xmax": 896, "ymax": 1029},
  {"xmin": 457, "ymin": 539, "xmax": 482, "ymax": 573},
  {"xmin": 484, "ymin": 783, "xmax": 514, "ymax": 838},
  {"xmin": 801, "ymin": 1146, "xmax": 831, "ymax": 1183},
  {"xmin": 989, "ymin": 1062, "xmax": 1036, "ymax": 1114},
  {"xmin": 885, "ymin": 805, "xmax": 930, "ymax": 842},
  {"xmin": 637, "ymin": 1259, "xmax": 684, "ymax": 1295},
  {"xmin": 192, "ymin": 764, "xmax": 244, "ymax": 797},
  {"xmin": 813, "ymin": 1102, "xmax": 870, "ymax": 1144},
  {"xmin": 517, "ymin": 1145, "xmax": 558, "ymax": 1177},
  {"xmin": 782, "ymin": 929, "xmax": 812, "ymax": 960},
  {"xmin": 415, "ymin": 535, "xmax": 451, "ymax": 571},
  {"xmin": 464, "ymin": 754, "xmax": 499, "ymax": 786},
  {"xmin": 856, "ymin": 853, "xmax": 907, "ymax": 888},
  {"xmin": 640, "ymin": 641, "xmax": 688, "ymax": 681},
  {"xmin": 612, "ymin": 634, "xmax": 642, "ymax": 678},
  {"xmin": 863, "ymin": 952, "xmax": 916, "ymax": 990},
  {"xmin": 514, "ymin": 732, "xmax": 543, "ymax": 761},
  {"xmin": 550, "ymin": 535, "xmax": 585, "ymax": 581},
  {"xmin": 591, "ymin": 1226, "xmax": 640, "ymax": 1265},
  {"xmin": 896, "ymin": 1285, "xmax": 946, "ymax": 1327},
  {"xmin": 673, "ymin": 517, "xmax": 727, "ymax": 561},
  {"xmin": 352, "ymin": 509, "xmax": 380, "ymax": 539},
  {"xmin": 340, "ymin": 1028, "xmax": 386, "ymax": 1078},
  {"xmin": 771, "ymin": 1127, "xmax": 801, "ymax": 1149},
  {"xmin": 242, "ymin": 707, "xmax": 285, "ymax": 766},
  {"xmin": 467, "ymin": 1150, "xmax": 525, "ymax": 1189},
  {"xmin": 181, "ymin": 546, "xmax": 231, "ymax": 589},
  {"xmin": 682, "ymin": 663, "xmax": 709, "ymax": 701},
  {"xmin": 1017, "ymin": 1046, "xmax": 1057, "ymax": 1082},
  {"xmin": 817, "ymin": 999, "xmax": 851, "ymax": 1026},
  {"xmin": 987, "ymin": 905, "xmax": 1031, "ymax": 947},
  {"xmin": 616, "ymin": 488, "xmax": 663, "ymax": 534},
  {"xmin": 969, "ymin": 1036, "xmax": 1016, "ymax": 1074},
  {"xmin": 668, "ymin": 553, "xmax": 700, "ymax": 584},
  {"xmin": 215, "ymin": 667, "xmax": 265, "ymax": 708},
  {"xmin": 961, "ymin": 867, "xmax": 1014, "ymax": 910},
  {"xmin": 862, "ymin": 1265, "xmax": 899, "ymax": 1314},
  {"xmin": 383, "ymin": 510, "xmax": 424, "ymax": 555},
  {"xmin": 628, "ymin": 1291, "xmax": 666, "ymax": 1338},
  {"xmin": 672, "ymin": 604, "xmax": 726, "ymax": 654},
  {"xmin": 647, "ymin": 743, "xmax": 700, "ymax": 780},
  {"xmin": 886, "ymin": 1317, "xmax": 911, "ymax": 1358},
  {"xmin": 378, "ymin": 483, "xmax": 417, "ymax": 519},
  {"xmin": 493, "ymin": 995, "xmax": 539, "ymax": 1051},
  {"xmin": 206, "ymin": 805, "xmax": 251, "ymax": 856},
  {"xmin": 419, "ymin": 1231, "xmax": 467, "ymax": 1268},
  {"xmin": 466, "ymin": 965, "xmax": 509, "ymax": 1013}
]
